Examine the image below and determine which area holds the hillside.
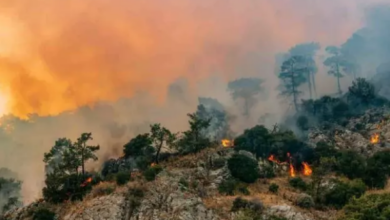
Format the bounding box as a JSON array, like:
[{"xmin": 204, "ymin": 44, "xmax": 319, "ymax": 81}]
[{"xmin": 4, "ymin": 102, "xmax": 390, "ymax": 220}]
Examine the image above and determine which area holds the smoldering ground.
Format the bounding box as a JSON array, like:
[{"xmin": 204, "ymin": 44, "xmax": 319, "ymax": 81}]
[{"xmin": 0, "ymin": 0, "xmax": 389, "ymax": 203}]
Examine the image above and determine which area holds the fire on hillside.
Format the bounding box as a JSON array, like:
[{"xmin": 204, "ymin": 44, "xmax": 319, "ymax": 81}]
[
  {"xmin": 268, "ymin": 153, "xmax": 312, "ymax": 177},
  {"xmin": 221, "ymin": 139, "xmax": 234, "ymax": 147}
]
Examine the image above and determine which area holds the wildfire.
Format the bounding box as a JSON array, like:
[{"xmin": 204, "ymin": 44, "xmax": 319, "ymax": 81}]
[
  {"xmin": 221, "ymin": 139, "xmax": 233, "ymax": 147},
  {"xmin": 268, "ymin": 153, "xmax": 311, "ymax": 177},
  {"xmin": 80, "ymin": 177, "xmax": 92, "ymax": 187},
  {"xmin": 302, "ymin": 162, "xmax": 312, "ymax": 176},
  {"xmin": 268, "ymin": 155, "xmax": 286, "ymax": 164},
  {"xmin": 371, "ymin": 133, "xmax": 379, "ymax": 144},
  {"xmin": 150, "ymin": 163, "xmax": 156, "ymax": 167},
  {"xmin": 268, "ymin": 155, "xmax": 277, "ymax": 162},
  {"xmin": 289, "ymin": 164, "xmax": 296, "ymax": 177}
]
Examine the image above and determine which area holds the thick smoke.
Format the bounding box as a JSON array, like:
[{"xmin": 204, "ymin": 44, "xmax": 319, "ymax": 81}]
[{"xmin": 0, "ymin": 0, "xmax": 388, "ymax": 203}]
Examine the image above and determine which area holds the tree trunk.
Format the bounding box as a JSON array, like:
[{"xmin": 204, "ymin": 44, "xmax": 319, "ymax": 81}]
[
  {"xmin": 307, "ymin": 72, "xmax": 312, "ymax": 99},
  {"xmin": 291, "ymin": 74, "xmax": 298, "ymax": 112},
  {"xmin": 337, "ymin": 76, "xmax": 342, "ymax": 95},
  {"xmin": 81, "ymin": 143, "xmax": 85, "ymax": 176},
  {"xmin": 311, "ymin": 73, "xmax": 317, "ymax": 98},
  {"xmin": 155, "ymin": 138, "xmax": 164, "ymax": 164},
  {"xmin": 244, "ymin": 98, "xmax": 249, "ymax": 117}
]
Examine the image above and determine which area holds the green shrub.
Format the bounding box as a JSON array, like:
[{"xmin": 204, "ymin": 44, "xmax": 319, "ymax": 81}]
[
  {"xmin": 128, "ymin": 188, "xmax": 144, "ymax": 198},
  {"xmin": 231, "ymin": 197, "xmax": 263, "ymax": 213},
  {"xmin": 324, "ymin": 179, "xmax": 366, "ymax": 209},
  {"xmin": 228, "ymin": 154, "xmax": 260, "ymax": 183},
  {"xmin": 218, "ymin": 178, "xmax": 238, "ymax": 195},
  {"xmin": 116, "ymin": 171, "xmax": 131, "ymax": 185},
  {"xmin": 233, "ymin": 209, "xmax": 262, "ymax": 220},
  {"xmin": 260, "ymin": 164, "xmax": 276, "ymax": 178},
  {"xmin": 42, "ymin": 173, "xmax": 93, "ymax": 203},
  {"xmin": 92, "ymin": 183, "xmax": 116, "ymax": 196},
  {"xmin": 296, "ymin": 115, "xmax": 309, "ymax": 131},
  {"xmin": 211, "ymin": 158, "xmax": 226, "ymax": 170},
  {"xmin": 288, "ymin": 177, "xmax": 308, "ymax": 191},
  {"xmin": 238, "ymin": 186, "xmax": 250, "ymax": 195},
  {"xmin": 32, "ymin": 208, "xmax": 56, "ymax": 220},
  {"xmin": 337, "ymin": 150, "xmax": 366, "ymax": 179},
  {"xmin": 339, "ymin": 193, "xmax": 390, "ymax": 220},
  {"xmin": 363, "ymin": 150, "xmax": 390, "ymax": 189},
  {"xmin": 143, "ymin": 165, "xmax": 163, "ymax": 181},
  {"xmin": 269, "ymin": 183, "xmax": 279, "ymax": 193},
  {"xmin": 296, "ymin": 194, "xmax": 314, "ymax": 209},
  {"xmin": 179, "ymin": 178, "xmax": 189, "ymax": 191}
]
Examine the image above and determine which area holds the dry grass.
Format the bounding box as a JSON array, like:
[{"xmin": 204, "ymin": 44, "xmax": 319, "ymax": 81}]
[{"xmin": 88, "ymin": 181, "xmax": 117, "ymax": 198}]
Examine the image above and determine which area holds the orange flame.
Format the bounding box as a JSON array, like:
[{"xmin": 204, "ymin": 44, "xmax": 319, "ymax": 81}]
[
  {"xmin": 268, "ymin": 155, "xmax": 287, "ymax": 165},
  {"xmin": 371, "ymin": 133, "xmax": 379, "ymax": 144},
  {"xmin": 289, "ymin": 164, "xmax": 295, "ymax": 177},
  {"xmin": 302, "ymin": 162, "xmax": 312, "ymax": 176},
  {"xmin": 221, "ymin": 139, "xmax": 233, "ymax": 147},
  {"xmin": 151, "ymin": 162, "xmax": 156, "ymax": 167},
  {"xmin": 80, "ymin": 177, "xmax": 92, "ymax": 187},
  {"xmin": 268, "ymin": 155, "xmax": 276, "ymax": 162}
]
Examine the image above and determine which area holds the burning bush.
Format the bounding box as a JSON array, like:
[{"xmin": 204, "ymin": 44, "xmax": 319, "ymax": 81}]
[
  {"xmin": 43, "ymin": 173, "xmax": 96, "ymax": 203},
  {"xmin": 228, "ymin": 153, "xmax": 260, "ymax": 183},
  {"xmin": 42, "ymin": 133, "xmax": 101, "ymax": 204}
]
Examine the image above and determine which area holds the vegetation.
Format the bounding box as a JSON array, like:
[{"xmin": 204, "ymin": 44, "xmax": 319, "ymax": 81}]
[
  {"xmin": 143, "ymin": 165, "xmax": 163, "ymax": 181},
  {"xmin": 227, "ymin": 154, "xmax": 260, "ymax": 183},
  {"xmin": 32, "ymin": 208, "xmax": 56, "ymax": 220},
  {"xmin": 278, "ymin": 56, "xmax": 307, "ymax": 111},
  {"xmin": 42, "ymin": 134, "xmax": 100, "ymax": 203},
  {"xmin": 218, "ymin": 178, "xmax": 238, "ymax": 195},
  {"xmin": 324, "ymin": 179, "xmax": 366, "ymax": 209},
  {"xmin": 269, "ymin": 183, "xmax": 279, "ymax": 193},
  {"xmin": 289, "ymin": 177, "xmax": 308, "ymax": 191},
  {"xmin": 116, "ymin": 171, "xmax": 132, "ymax": 185},
  {"xmin": 228, "ymin": 78, "xmax": 264, "ymax": 116},
  {"xmin": 324, "ymin": 46, "xmax": 344, "ymax": 95},
  {"xmin": 231, "ymin": 197, "xmax": 263, "ymax": 213},
  {"xmin": 0, "ymin": 176, "xmax": 22, "ymax": 214},
  {"xmin": 339, "ymin": 193, "xmax": 390, "ymax": 220},
  {"xmin": 296, "ymin": 194, "xmax": 314, "ymax": 209}
]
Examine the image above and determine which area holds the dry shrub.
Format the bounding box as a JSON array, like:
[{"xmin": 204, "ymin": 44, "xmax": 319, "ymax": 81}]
[{"xmin": 90, "ymin": 182, "xmax": 116, "ymax": 198}]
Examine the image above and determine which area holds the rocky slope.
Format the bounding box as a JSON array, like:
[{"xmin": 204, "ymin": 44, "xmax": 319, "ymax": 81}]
[{"xmin": 3, "ymin": 147, "xmax": 332, "ymax": 220}]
